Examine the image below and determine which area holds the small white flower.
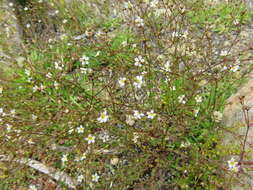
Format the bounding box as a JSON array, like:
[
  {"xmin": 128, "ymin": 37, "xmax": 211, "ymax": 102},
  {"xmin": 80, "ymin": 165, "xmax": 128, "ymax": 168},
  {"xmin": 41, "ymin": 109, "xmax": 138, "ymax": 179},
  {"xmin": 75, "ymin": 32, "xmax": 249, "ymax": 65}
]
[
  {"xmin": 25, "ymin": 69, "xmax": 31, "ymax": 76},
  {"xmin": 61, "ymin": 154, "xmax": 68, "ymax": 164},
  {"xmin": 92, "ymin": 173, "xmax": 100, "ymax": 182},
  {"xmin": 46, "ymin": 72, "xmax": 52, "ymax": 78},
  {"xmin": 147, "ymin": 110, "xmax": 156, "ymax": 119},
  {"xmin": 220, "ymin": 50, "xmax": 228, "ymax": 56},
  {"xmin": 150, "ymin": 0, "xmax": 159, "ymax": 7},
  {"xmin": 76, "ymin": 125, "xmax": 84, "ymax": 133},
  {"xmin": 110, "ymin": 157, "xmax": 119, "ymax": 165},
  {"xmin": 0, "ymin": 108, "xmax": 3, "ymax": 115},
  {"xmin": 77, "ymin": 174, "xmax": 84, "ymax": 183},
  {"xmin": 9, "ymin": 2, "xmax": 13, "ymax": 7},
  {"xmin": 80, "ymin": 55, "xmax": 90, "ymax": 65},
  {"xmin": 213, "ymin": 111, "xmax": 223, "ymax": 122},
  {"xmin": 68, "ymin": 129, "xmax": 74, "ymax": 134},
  {"xmin": 29, "ymin": 185, "xmax": 37, "ymax": 190},
  {"xmin": 133, "ymin": 132, "xmax": 139, "ymax": 143},
  {"xmin": 194, "ymin": 109, "xmax": 199, "ymax": 117},
  {"xmin": 33, "ymin": 85, "xmax": 39, "ymax": 92},
  {"xmin": 95, "ymin": 51, "xmax": 101, "ymax": 57},
  {"xmin": 231, "ymin": 65, "xmax": 240, "ymax": 72},
  {"xmin": 133, "ymin": 75, "xmax": 144, "ymax": 89},
  {"xmin": 10, "ymin": 109, "xmax": 16, "ymax": 116},
  {"xmin": 24, "ymin": 7, "xmax": 28, "ymax": 11},
  {"xmin": 54, "ymin": 62, "xmax": 63, "ymax": 70},
  {"xmin": 6, "ymin": 124, "xmax": 12, "ymax": 132},
  {"xmin": 0, "ymin": 86, "xmax": 3, "ymax": 94},
  {"xmin": 180, "ymin": 141, "xmax": 191, "ymax": 148},
  {"xmin": 126, "ymin": 115, "xmax": 135, "ymax": 126},
  {"xmin": 75, "ymin": 152, "xmax": 87, "ymax": 161},
  {"xmin": 227, "ymin": 157, "xmax": 240, "ymax": 172},
  {"xmin": 178, "ymin": 95, "xmax": 186, "ymax": 104},
  {"xmin": 54, "ymin": 81, "xmax": 59, "ymax": 89},
  {"xmin": 171, "ymin": 86, "xmax": 176, "ymax": 91},
  {"xmin": 195, "ymin": 95, "xmax": 202, "ymax": 103},
  {"xmin": 121, "ymin": 41, "xmax": 128, "ymax": 47},
  {"xmin": 85, "ymin": 134, "xmax": 96, "ymax": 144},
  {"xmin": 54, "ymin": 10, "xmax": 59, "ymax": 15},
  {"xmin": 118, "ymin": 77, "xmax": 127, "ymax": 88},
  {"xmin": 26, "ymin": 24, "xmax": 31, "ymax": 28},
  {"xmin": 172, "ymin": 31, "xmax": 180, "ymax": 38},
  {"xmin": 32, "ymin": 114, "xmax": 37, "ymax": 120},
  {"xmin": 134, "ymin": 56, "xmax": 145, "ymax": 67},
  {"xmin": 98, "ymin": 131, "xmax": 110, "ymax": 142},
  {"xmin": 97, "ymin": 110, "xmax": 109, "ymax": 123},
  {"xmin": 133, "ymin": 110, "xmax": 144, "ymax": 119},
  {"xmin": 163, "ymin": 61, "xmax": 171, "ymax": 72},
  {"xmin": 62, "ymin": 19, "xmax": 68, "ymax": 24},
  {"xmin": 135, "ymin": 16, "xmax": 144, "ymax": 27}
]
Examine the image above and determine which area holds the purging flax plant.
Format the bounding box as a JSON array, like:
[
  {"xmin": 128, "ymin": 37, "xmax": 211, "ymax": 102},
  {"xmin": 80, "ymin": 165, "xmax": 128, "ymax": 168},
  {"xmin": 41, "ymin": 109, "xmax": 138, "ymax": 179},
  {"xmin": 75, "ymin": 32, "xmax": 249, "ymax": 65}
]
[{"xmin": 0, "ymin": 0, "xmax": 252, "ymax": 189}]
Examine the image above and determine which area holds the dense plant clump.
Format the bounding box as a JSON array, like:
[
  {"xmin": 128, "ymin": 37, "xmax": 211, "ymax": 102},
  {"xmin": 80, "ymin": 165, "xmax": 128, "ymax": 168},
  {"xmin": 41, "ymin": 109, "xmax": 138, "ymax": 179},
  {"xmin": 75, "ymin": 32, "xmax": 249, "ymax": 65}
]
[{"xmin": 0, "ymin": 0, "xmax": 252, "ymax": 189}]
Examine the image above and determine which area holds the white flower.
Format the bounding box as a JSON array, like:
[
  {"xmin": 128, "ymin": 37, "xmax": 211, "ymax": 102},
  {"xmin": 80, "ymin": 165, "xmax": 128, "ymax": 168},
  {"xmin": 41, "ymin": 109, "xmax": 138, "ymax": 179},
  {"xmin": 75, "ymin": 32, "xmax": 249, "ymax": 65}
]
[
  {"xmin": 172, "ymin": 31, "xmax": 180, "ymax": 38},
  {"xmin": 80, "ymin": 68, "xmax": 92, "ymax": 74},
  {"xmin": 227, "ymin": 157, "xmax": 240, "ymax": 172},
  {"xmin": 25, "ymin": 69, "xmax": 31, "ymax": 76},
  {"xmin": 26, "ymin": 24, "xmax": 31, "ymax": 28},
  {"xmin": 68, "ymin": 129, "xmax": 74, "ymax": 134},
  {"xmin": 147, "ymin": 110, "xmax": 156, "ymax": 119},
  {"xmin": 29, "ymin": 185, "xmax": 37, "ymax": 190},
  {"xmin": 171, "ymin": 86, "xmax": 176, "ymax": 91},
  {"xmin": 231, "ymin": 65, "xmax": 240, "ymax": 72},
  {"xmin": 163, "ymin": 61, "xmax": 171, "ymax": 72},
  {"xmin": 80, "ymin": 55, "xmax": 90, "ymax": 65},
  {"xmin": 54, "ymin": 81, "xmax": 59, "ymax": 89},
  {"xmin": 133, "ymin": 132, "xmax": 139, "ymax": 143},
  {"xmin": 6, "ymin": 124, "xmax": 12, "ymax": 132},
  {"xmin": 85, "ymin": 134, "xmax": 96, "ymax": 144},
  {"xmin": 194, "ymin": 109, "xmax": 199, "ymax": 117},
  {"xmin": 24, "ymin": 7, "xmax": 28, "ymax": 11},
  {"xmin": 98, "ymin": 131, "xmax": 110, "ymax": 142},
  {"xmin": 92, "ymin": 173, "xmax": 100, "ymax": 182},
  {"xmin": 75, "ymin": 152, "xmax": 87, "ymax": 161},
  {"xmin": 110, "ymin": 157, "xmax": 119, "ymax": 165},
  {"xmin": 32, "ymin": 114, "xmax": 37, "ymax": 120},
  {"xmin": 10, "ymin": 109, "xmax": 16, "ymax": 116},
  {"xmin": 0, "ymin": 86, "xmax": 3, "ymax": 94},
  {"xmin": 220, "ymin": 50, "xmax": 228, "ymax": 56},
  {"xmin": 133, "ymin": 75, "xmax": 144, "ymax": 89},
  {"xmin": 118, "ymin": 77, "xmax": 127, "ymax": 88},
  {"xmin": 213, "ymin": 111, "xmax": 223, "ymax": 122},
  {"xmin": 46, "ymin": 72, "xmax": 52, "ymax": 78},
  {"xmin": 195, "ymin": 95, "xmax": 202, "ymax": 103},
  {"xmin": 135, "ymin": 16, "xmax": 144, "ymax": 27},
  {"xmin": 76, "ymin": 125, "xmax": 84, "ymax": 133},
  {"xmin": 62, "ymin": 19, "xmax": 68, "ymax": 24},
  {"xmin": 180, "ymin": 141, "xmax": 191, "ymax": 148},
  {"xmin": 150, "ymin": 0, "xmax": 159, "ymax": 7},
  {"xmin": 97, "ymin": 110, "xmax": 109, "ymax": 123},
  {"xmin": 0, "ymin": 108, "xmax": 3, "ymax": 115},
  {"xmin": 9, "ymin": 2, "xmax": 13, "ymax": 7},
  {"xmin": 61, "ymin": 154, "xmax": 68, "ymax": 164},
  {"xmin": 77, "ymin": 174, "xmax": 84, "ymax": 183},
  {"xmin": 134, "ymin": 56, "xmax": 145, "ymax": 67},
  {"xmin": 126, "ymin": 115, "xmax": 135, "ymax": 126},
  {"xmin": 133, "ymin": 110, "xmax": 144, "ymax": 119},
  {"xmin": 54, "ymin": 62, "xmax": 63, "ymax": 70},
  {"xmin": 33, "ymin": 85, "xmax": 39, "ymax": 92},
  {"xmin": 178, "ymin": 95, "xmax": 186, "ymax": 104}
]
